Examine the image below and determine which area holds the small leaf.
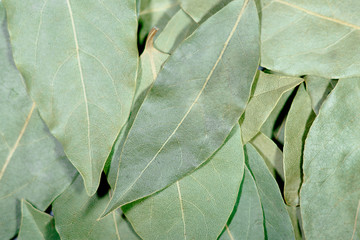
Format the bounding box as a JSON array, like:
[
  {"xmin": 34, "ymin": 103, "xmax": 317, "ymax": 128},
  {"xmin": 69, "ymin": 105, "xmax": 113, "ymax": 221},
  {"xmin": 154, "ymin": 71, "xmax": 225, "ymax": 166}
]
[
  {"xmin": 283, "ymin": 84, "xmax": 315, "ymax": 206},
  {"xmin": 301, "ymin": 79, "xmax": 360, "ymax": 239},
  {"xmin": 123, "ymin": 125, "xmax": 244, "ymax": 240},
  {"xmin": 240, "ymin": 71, "xmax": 303, "ymax": 143},
  {"xmin": 250, "ymin": 132, "xmax": 284, "ymax": 180},
  {"xmin": 305, "ymin": 76, "xmax": 338, "ymax": 114},
  {"xmin": 245, "ymin": 144, "xmax": 295, "ymax": 240},
  {"xmin": 18, "ymin": 200, "xmax": 60, "ymax": 240},
  {"xmin": 53, "ymin": 175, "xmax": 140, "ymax": 240},
  {"xmin": 219, "ymin": 167, "xmax": 264, "ymax": 240},
  {"xmin": 105, "ymin": 0, "xmax": 260, "ymax": 213},
  {"xmin": 2, "ymin": 0, "xmax": 139, "ymax": 195},
  {"xmin": 0, "ymin": 5, "xmax": 76, "ymax": 239},
  {"xmin": 261, "ymin": 0, "xmax": 360, "ymax": 78}
]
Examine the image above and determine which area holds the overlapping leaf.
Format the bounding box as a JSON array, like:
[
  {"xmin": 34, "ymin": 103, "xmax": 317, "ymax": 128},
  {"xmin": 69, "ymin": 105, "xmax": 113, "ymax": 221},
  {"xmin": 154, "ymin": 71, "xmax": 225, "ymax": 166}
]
[
  {"xmin": 240, "ymin": 71, "xmax": 303, "ymax": 143},
  {"xmin": 123, "ymin": 125, "xmax": 244, "ymax": 240},
  {"xmin": 2, "ymin": 0, "xmax": 138, "ymax": 195},
  {"xmin": 301, "ymin": 79, "xmax": 360, "ymax": 239},
  {"xmin": 261, "ymin": 0, "xmax": 360, "ymax": 78},
  {"xmin": 245, "ymin": 144, "xmax": 295, "ymax": 240},
  {"xmin": 53, "ymin": 175, "xmax": 140, "ymax": 240},
  {"xmin": 0, "ymin": 5, "xmax": 76, "ymax": 239},
  {"xmin": 283, "ymin": 84, "xmax": 315, "ymax": 206},
  {"xmin": 104, "ymin": 0, "xmax": 260, "ymax": 213},
  {"xmin": 18, "ymin": 200, "xmax": 60, "ymax": 240}
]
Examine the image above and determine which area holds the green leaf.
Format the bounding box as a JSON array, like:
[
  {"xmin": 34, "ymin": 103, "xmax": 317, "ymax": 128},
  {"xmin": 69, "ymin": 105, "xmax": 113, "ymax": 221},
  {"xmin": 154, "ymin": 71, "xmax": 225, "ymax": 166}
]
[
  {"xmin": 123, "ymin": 125, "xmax": 244, "ymax": 240},
  {"xmin": 301, "ymin": 79, "xmax": 360, "ymax": 239},
  {"xmin": 108, "ymin": 28, "xmax": 169, "ymax": 188},
  {"xmin": 0, "ymin": 5, "xmax": 76, "ymax": 239},
  {"xmin": 181, "ymin": 0, "xmax": 233, "ymax": 22},
  {"xmin": 154, "ymin": 9, "xmax": 198, "ymax": 53},
  {"xmin": 219, "ymin": 167, "xmax": 264, "ymax": 240},
  {"xmin": 18, "ymin": 200, "xmax": 60, "ymax": 240},
  {"xmin": 305, "ymin": 76, "xmax": 338, "ymax": 114},
  {"xmin": 245, "ymin": 144, "xmax": 295, "ymax": 240},
  {"xmin": 138, "ymin": 0, "xmax": 180, "ymax": 45},
  {"xmin": 104, "ymin": 0, "xmax": 260, "ymax": 213},
  {"xmin": 2, "ymin": 0, "xmax": 139, "ymax": 195},
  {"xmin": 286, "ymin": 206, "xmax": 302, "ymax": 240},
  {"xmin": 250, "ymin": 132, "xmax": 284, "ymax": 180},
  {"xmin": 261, "ymin": 0, "xmax": 360, "ymax": 78},
  {"xmin": 283, "ymin": 84, "xmax": 315, "ymax": 206},
  {"xmin": 240, "ymin": 71, "xmax": 303, "ymax": 143},
  {"xmin": 53, "ymin": 175, "xmax": 140, "ymax": 240}
]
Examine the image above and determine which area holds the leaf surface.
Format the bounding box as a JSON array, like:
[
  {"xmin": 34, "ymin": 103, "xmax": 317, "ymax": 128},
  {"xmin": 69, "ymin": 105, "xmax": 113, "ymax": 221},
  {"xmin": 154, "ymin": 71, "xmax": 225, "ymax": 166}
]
[
  {"xmin": 123, "ymin": 125, "xmax": 244, "ymax": 240},
  {"xmin": 53, "ymin": 176, "xmax": 140, "ymax": 240},
  {"xmin": 218, "ymin": 167, "xmax": 264, "ymax": 240},
  {"xmin": 283, "ymin": 84, "xmax": 315, "ymax": 206},
  {"xmin": 105, "ymin": 0, "xmax": 260, "ymax": 213},
  {"xmin": 240, "ymin": 71, "xmax": 303, "ymax": 143},
  {"xmin": 0, "ymin": 5, "xmax": 76, "ymax": 239},
  {"xmin": 2, "ymin": 0, "xmax": 138, "ymax": 195},
  {"xmin": 261, "ymin": 0, "xmax": 360, "ymax": 78},
  {"xmin": 245, "ymin": 144, "xmax": 295, "ymax": 240},
  {"xmin": 301, "ymin": 79, "xmax": 360, "ymax": 239},
  {"xmin": 18, "ymin": 200, "xmax": 60, "ymax": 240}
]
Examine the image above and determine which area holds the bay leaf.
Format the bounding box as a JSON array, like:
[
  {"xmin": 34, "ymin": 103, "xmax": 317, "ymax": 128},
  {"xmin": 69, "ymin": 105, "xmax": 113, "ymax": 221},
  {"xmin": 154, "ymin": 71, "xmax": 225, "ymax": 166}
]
[
  {"xmin": 0, "ymin": 4, "xmax": 76, "ymax": 238},
  {"xmin": 261, "ymin": 0, "xmax": 360, "ymax": 78},
  {"xmin": 104, "ymin": 0, "xmax": 260, "ymax": 213},
  {"xmin": 300, "ymin": 79, "xmax": 360, "ymax": 239},
  {"xmin": 2, "ymin": 0, "xmax": 138, "ymax": 195},
  {"xmin": 123, "ymin": 125, "xmax": 244, "ymax": 240},
  {"xmin": 18, "ymin": 200, "xmax": 60, "ymax": 240}
]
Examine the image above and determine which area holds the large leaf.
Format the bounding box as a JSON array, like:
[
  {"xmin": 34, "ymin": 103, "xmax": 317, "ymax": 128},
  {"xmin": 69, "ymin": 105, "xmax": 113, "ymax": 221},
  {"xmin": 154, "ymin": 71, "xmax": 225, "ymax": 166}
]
[
  {"xmin": 181, "ymin": 0, "xmax": 233, "ymax": 23},
  {"xmin": 218, "ymin": 167, "xmax": 264, "ymax": 240},
  {"xmin": 301, "ymin": 79, "xmax": 360, "ymax": 239},
  {"xmin": 104, "ymin": 0, "xmax": 260, "ymax": 213},
  {"xmin": 283, "ymin": 84, "xmax": 315, "ymax": 206},
  {"xmin": 305, "ymin": 76, "xmax": 338, "ymax": 114},
  {"xmin": 261, "ymin": 0, "xmax": 360, "ymax": 78},
  {"xmin": 2, "ymin": 0, "xmax": 138, "ymax": 195},
  {"xmin": 108, "ymin": 28, "xmax": 169, "ymax": 188},
  {"xmin": 245, "ymin": 144, "xmax": 295, "ymax": 240},
  {"xmin": 53, "ymin": 175, "xmax": 140, "ymax": 240},
  {"xmin": 18, "ymin": 200, "xmax": 60, "ymax": 240},
  {"xmin": 0, "ymin": 5, "xmax": 76, "ymax": 239},
  {"xmin": 240, "ymin": 71, "xmax": 303, "ymax": 143},
  {"xmin": 123, "ymin": 125, "xmax": 244, "ymax": 240},
  {"xmin": 154, "ymin": 9, "xmax": 198, "ymax": 53}
]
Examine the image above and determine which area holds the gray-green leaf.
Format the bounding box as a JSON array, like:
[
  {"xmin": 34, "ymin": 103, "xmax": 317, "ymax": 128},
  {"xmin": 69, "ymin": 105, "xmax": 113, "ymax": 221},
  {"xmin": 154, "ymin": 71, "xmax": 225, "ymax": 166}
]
[
  {"xmin": 0, "ymin": 4, "xmax": 76, "ymax": 238},
  {"xmin": 104, "ymin": 0, "xmax": 259, "ymax": 213},
  {"xmin": 18, "ymin": 200, "xmax": 60, "ymax": 240},
  {"xmin": 53, "ymin": 175, "xmax": 140, "ymax": 240},
  {"xmin": 261, "ymin": 0, "xmax": 360, "ymax": 78},
  {"xmin": 123, "ymin": 125, "xmax": 244, "ymax": 240},
  {"xmin": 246, "ymin": 144, "xmax": 295, "ymax": 240},
  {"xmin": 283, "ymin": 84, "xmax": 315, "ymax": 206},
  {"xmin": 218, "ymin": 167, "xmax": 264, "ymax": 240},
  {"xmin": 2, "ymin": 0, "xmax": 138, "ymax": 195},
  {"xmin": 240, "ymin": 71, "xmax": 303, "ymax": 143},
  {"xmin": 301, "ymin": 79, "xmax": 360, "ymax": 239}
]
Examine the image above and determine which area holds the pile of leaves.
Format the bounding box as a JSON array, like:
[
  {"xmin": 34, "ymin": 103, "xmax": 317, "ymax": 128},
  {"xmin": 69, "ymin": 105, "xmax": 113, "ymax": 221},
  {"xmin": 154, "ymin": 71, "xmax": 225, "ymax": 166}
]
[{"xmin": 0, "ymin": 0, "xmax": 359, "ymax": 239}]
